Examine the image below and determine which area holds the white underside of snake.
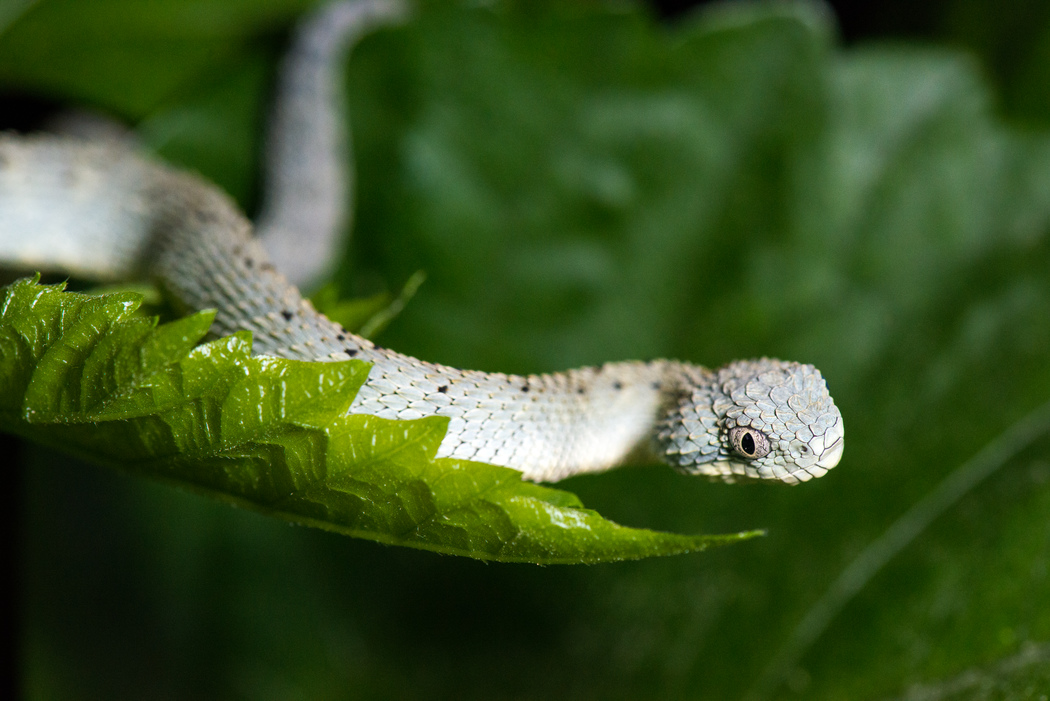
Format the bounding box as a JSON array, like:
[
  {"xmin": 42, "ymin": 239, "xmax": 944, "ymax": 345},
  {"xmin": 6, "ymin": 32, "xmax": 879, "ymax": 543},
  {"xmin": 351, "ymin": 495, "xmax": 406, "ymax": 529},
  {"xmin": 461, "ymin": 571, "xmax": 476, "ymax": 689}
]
[{"xmin": 0, "ymin": 0, "xmax": 843, "ymax": 484}]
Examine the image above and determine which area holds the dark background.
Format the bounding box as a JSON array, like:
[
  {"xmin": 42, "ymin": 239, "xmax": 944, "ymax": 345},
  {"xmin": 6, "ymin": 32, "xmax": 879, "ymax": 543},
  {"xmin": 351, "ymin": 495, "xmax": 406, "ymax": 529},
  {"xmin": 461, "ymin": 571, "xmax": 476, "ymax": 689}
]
[{"xmin": 5, "ymin": 0, "xmax": 1050, "ymax": 699}]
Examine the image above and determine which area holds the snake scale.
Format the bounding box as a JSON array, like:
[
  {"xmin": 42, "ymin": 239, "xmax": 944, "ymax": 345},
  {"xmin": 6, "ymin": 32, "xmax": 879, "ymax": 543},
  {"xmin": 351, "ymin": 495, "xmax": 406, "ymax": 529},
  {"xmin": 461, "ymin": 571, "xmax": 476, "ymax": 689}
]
[{"xmin": 0, "ymin": 0, "xmax": 843, "ymax": 484}]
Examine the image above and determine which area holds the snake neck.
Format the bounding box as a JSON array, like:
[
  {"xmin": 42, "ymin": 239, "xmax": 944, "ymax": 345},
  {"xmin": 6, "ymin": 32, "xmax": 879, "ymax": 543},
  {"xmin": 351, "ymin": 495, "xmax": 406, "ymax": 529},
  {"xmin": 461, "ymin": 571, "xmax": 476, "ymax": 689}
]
[{"xmin": 345, "ymin": 352, "xmax": 704, "ymax": 481}]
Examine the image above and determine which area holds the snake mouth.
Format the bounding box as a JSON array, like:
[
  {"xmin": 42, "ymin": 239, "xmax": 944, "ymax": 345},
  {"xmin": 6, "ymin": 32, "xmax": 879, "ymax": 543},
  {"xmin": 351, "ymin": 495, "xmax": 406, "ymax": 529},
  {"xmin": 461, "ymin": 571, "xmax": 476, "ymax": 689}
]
[{"xmin": 816, "ymin": 434, "xmax": 844, "ymax": 470}]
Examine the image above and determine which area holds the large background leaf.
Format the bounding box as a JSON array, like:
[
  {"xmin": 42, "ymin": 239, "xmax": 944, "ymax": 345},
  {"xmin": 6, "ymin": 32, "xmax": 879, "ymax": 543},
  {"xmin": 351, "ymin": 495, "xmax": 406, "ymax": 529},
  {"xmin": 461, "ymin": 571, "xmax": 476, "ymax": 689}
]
[{"xmin": 4, "ymin": 0, "xmax": 1050, "ymax": 698}]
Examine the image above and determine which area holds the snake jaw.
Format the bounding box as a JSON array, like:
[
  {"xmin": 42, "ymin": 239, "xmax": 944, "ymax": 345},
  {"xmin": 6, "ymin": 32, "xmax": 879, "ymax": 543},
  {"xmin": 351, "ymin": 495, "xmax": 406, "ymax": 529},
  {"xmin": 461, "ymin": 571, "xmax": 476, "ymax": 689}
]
[{"xmin": 658, "ymin": 358, "xmax": 843, "ymax": 484}]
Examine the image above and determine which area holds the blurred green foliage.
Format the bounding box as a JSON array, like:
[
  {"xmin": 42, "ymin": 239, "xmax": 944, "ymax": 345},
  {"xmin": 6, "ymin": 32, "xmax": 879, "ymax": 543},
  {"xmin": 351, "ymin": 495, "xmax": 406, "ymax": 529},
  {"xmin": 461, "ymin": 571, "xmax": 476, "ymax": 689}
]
[
  {"xmin": 4, "ymin": 0, "xmax": 1050, "ymax": 698},
  {"xmin": 938, "ymin": 0, "xmax": 1050, "ymax": 128}
]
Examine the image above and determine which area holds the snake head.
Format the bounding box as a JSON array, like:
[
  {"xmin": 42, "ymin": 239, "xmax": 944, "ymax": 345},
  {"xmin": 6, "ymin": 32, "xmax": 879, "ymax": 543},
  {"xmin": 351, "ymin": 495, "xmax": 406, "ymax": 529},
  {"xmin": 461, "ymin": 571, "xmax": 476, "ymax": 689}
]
[{"xmin": 658, "ymin": 358, "xmax": 843, "ymax": 484}]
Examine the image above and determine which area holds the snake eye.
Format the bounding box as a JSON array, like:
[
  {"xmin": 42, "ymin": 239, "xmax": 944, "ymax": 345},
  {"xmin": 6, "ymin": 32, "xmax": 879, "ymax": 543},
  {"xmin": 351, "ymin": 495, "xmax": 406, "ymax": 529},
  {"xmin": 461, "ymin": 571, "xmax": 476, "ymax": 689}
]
[{"xmin": 728, "ymin": 427, "xmax": 771, "ymax": 459}]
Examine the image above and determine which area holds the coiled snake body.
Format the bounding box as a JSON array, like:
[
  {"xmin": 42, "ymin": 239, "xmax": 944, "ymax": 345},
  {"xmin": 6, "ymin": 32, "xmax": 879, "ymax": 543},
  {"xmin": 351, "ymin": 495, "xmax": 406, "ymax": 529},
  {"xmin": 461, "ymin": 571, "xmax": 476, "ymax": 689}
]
[{"xmin": 0, "ymin": 1, "xmax": 843, "ymax": 484}]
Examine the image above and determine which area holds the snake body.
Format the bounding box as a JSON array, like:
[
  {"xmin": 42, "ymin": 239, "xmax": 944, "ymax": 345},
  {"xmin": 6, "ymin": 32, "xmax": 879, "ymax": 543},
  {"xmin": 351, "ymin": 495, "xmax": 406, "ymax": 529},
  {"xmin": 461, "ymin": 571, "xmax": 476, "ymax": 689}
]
[{"xmin": 0, "ymin": 1, "xmax": 843, "ymax": 484}]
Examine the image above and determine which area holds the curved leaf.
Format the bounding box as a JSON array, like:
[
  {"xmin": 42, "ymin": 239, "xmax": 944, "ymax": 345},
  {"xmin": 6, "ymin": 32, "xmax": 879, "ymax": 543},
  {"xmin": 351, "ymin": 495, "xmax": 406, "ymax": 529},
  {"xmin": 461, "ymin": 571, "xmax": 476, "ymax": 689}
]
[{"xmin": 0, "ymin": 277, "xmax": 759, "ymax": 563}]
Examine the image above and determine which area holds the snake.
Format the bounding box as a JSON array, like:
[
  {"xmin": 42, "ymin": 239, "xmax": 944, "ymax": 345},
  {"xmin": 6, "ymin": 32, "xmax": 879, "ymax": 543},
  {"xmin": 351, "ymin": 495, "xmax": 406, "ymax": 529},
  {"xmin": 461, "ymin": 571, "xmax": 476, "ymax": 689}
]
[{"xmin": 0, "ymin": 0, "xmax": 843, "ymax": 485}]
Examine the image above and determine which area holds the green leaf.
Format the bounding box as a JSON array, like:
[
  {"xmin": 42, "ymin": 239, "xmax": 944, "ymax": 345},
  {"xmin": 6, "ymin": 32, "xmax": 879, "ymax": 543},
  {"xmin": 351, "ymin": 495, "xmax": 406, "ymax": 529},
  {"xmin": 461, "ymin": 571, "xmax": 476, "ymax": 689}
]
[
  {"xmin": 0, "ymin": 277, "xmax": 757, "ymax": 563},
  {"xmin": 311, "ymin": 269, "xmax": 427, "ymax": 337}
]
